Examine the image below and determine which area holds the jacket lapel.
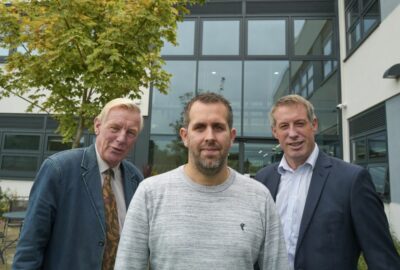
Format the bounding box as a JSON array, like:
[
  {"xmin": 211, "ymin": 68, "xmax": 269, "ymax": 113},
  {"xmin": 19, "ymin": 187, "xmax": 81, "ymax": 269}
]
[
  {"xmin": 269, "ymin": 165, "xmax": 281, "ymax": 201},
  {"xmin": 120, "ymin": 161, "xmax": 140, "ymax": 208},
  {"xmin": 81, "ymin": 145, "xmax": 106, "ymax": 235},
  {"xmin": 295, "ymin": 152, "xmax": 332, "ymax": 253}
]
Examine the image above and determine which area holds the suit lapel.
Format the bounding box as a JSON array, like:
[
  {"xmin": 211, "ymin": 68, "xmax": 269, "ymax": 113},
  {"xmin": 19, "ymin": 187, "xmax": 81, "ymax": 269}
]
[
  {"xmin": 81, "ymin": 145, "xmax": 106, "ymax": 235},
  {"xmin": 295, "ymin": 152, "xmax": 332, "ymax": 253},
  {"xmin": 269, "ymin": 165, "xmax": 281, "ymax": 201},
  {"xmin": 120, "ymin": 161, "xmax": 139, "ymax": 207}
]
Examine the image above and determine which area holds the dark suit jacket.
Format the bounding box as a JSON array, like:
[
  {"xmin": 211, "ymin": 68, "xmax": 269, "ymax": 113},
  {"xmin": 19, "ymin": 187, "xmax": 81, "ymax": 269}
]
[
  {"xmin": 255, "ymin": 151, "xmax": 400, "ymax": 270},
  {"xmin": 12, "ymin": 145, "xmax": 143, "ymax": 270}
]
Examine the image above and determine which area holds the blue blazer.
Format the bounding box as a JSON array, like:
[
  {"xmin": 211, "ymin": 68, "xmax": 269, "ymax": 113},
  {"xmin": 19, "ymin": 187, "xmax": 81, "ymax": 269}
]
[
  {"xmin": 255, "ymin": 151, "xmax": 400, "ymax": 270},
  {"xmin": 12, "ymin": 145, "xmax": 143, "ymax": 270}
]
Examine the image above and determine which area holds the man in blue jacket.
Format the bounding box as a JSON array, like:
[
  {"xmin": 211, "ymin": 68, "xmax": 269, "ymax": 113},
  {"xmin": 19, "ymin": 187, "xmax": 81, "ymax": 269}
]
[
  {"xmin": 255, "ymin": 94, "xmax": 400, "ymax": 270},
  {"xmin": 13, "ymin": 98, "xmax": 144, "ymax": 270}
]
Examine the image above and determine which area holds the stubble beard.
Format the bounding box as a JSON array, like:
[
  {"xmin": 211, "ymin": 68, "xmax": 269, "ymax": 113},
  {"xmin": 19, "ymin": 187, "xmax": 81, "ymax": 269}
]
[{"xmin": 192, "ymin": 150, "xmax": 228, "ymax": 177}]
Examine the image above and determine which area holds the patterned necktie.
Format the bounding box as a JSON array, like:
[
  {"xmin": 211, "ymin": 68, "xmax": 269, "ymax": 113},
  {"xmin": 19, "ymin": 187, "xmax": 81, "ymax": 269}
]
[{"xmin": 102, "ymin": 169, "xmax": 120, "ymax": 270}]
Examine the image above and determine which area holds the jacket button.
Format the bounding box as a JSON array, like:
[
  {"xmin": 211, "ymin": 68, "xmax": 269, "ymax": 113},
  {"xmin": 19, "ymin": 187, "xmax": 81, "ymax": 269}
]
[{"xmin": 98, "ymin": 241, "xmax": 105, "ymax": 246}]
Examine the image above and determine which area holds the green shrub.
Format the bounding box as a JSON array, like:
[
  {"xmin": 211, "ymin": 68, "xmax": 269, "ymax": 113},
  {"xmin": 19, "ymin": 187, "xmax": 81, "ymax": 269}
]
[{"xmin": 0, "ymin": 187, "xmax": 12, "ymax": 216}]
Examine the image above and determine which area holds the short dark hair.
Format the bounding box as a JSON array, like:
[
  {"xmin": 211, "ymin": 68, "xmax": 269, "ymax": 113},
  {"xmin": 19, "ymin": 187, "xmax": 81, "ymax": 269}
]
[{"xmin": 183, "ymin": 92, "xmax": 233, "ymax": 128}]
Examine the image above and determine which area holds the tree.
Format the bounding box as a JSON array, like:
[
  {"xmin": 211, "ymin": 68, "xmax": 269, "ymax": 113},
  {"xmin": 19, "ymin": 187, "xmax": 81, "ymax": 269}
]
[{"xmin": 0, "ymin": 0, "xmax": 203, "ymax": 147}]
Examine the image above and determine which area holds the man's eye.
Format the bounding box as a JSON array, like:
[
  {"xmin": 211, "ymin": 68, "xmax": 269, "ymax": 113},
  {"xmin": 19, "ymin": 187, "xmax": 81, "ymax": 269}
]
[
  {"xmin": 214, "ymin": 125, "xmax": 225, "ymax": 131},
  {"xmin": 127, "ymin": 131, "xmax": 137, "ymax": 138},
  {"xmin": 279, "ymin": 124, "xmax": 288, "ymax": 129},
  {"xmin": 193, "ymin": 125, "xmax": 205, "ymax": 131}
]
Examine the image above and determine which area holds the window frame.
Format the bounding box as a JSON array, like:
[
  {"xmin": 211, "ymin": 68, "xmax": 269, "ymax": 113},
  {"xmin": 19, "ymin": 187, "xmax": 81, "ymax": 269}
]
[{"xmin": 345, "ymin": 0, "xmax": 380, "ymax": 55}]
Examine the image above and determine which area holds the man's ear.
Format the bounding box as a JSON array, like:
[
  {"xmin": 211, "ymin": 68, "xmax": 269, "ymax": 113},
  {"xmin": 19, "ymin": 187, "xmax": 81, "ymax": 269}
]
[
  {"xmin": 179, "ymin": 127, "xmax": 188, "ymax": 147},
  {"xmin": 94, "ymin": 117, "xmax": 101, "ymax": 135},
  {"xmin": 230, "ymin": 128, "xmax": 237, "ymax": 145},
  {"xmin": 312, "ymin": 118, "xmax": 318, "ymax": 133},
  {"xmin": 271, "ymin": 126, "xmax": 278, "ymax": 139}
]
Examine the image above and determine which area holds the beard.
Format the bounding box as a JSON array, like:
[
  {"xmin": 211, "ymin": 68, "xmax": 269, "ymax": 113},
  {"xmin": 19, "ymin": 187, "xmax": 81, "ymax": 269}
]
[{"xmin": 190, "ymin": 143, "xmax": 229, "ymax": 177}]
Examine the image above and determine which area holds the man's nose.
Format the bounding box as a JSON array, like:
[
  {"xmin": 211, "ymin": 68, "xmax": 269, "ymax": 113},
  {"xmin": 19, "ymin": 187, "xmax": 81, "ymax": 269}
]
[
  {"xmin": 287, "ymin": 125, "xmax": 298, "ymax": 137},
  {"xmin": 204, "ymin": 127, "xmax": 216, "ymax": 141},
  {"xmin": 116, "ymin": 131, "xmax": 127, "ymax": 143}
]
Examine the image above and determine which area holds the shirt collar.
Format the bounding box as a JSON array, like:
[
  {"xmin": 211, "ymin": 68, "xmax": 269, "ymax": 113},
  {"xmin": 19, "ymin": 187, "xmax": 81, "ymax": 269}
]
[
  {"xmin": 278, "ymin": 143, "xmax": 319, "ymax": 174},
  {"xmin": 95, "ymin": 145, "xmax": 120, "ymax": 174}
]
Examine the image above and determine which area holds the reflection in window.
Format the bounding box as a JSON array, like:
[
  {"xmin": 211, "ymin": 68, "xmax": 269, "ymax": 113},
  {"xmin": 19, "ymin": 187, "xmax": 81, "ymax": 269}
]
[
  {"xmin": 347, "ymin": 1, "xmax": 359, "ymax": 26},
  {"xmin": 152, "ymin": 61, "xmax": 196, "ymax": 134},
  {"xmin": 4, "ymin": 134, "xmax": 40, "ymax": 151},
  {"xmin": 244, "ymin": 143, "xmax": 277, "ymax": 176},
  {"xmin": 1, "ymin": 156, "xmax": 38, "ymax": 171},
  {"xmin": 351, "ymin": 129, "xmax": 389, "ymax": 201},
  {"xmin": 291, "ymin": 62, "xmax": 314, "ymax": 98},
  {"xmin": 47, "ymin": 136, "xmax": 84, "ymax": 151},
  {"xmin": 368, "ymin": 132, "xmax": 386, "ymax": 159},
  {"xmin": 368, "ymin": 165, "xmax": 388, "ymax": 196},
  {"xmin": 247, "ymin": 20, "xmax": 286, "ymax": 55},
  {"xmin": 291, "ymin": 61, "xmax": 338, "ymax": 134},
  {"xmin": 149, "ymin": 135, "xmax": 187, "ymax": 175},
  {"xmin": 323, "ymin": 38, "xmax": 338, "ymax": 79},
  {"xmin": 363, "ymin": 1, "xmax": 379, "ymax": 33},
  {"xmin": 352, "ymin": 138, "xmax": 366, "ymax": 162},
  {"xmin": 198, "ymin": 61, "xmax": 242, "ymax": 134},
  {"xmin": 161, "ymin": 21, "xmax": 195, "ymax": 56},
  {"xmin": 293, "ymin": 19, "xmax": 333, "ymax": 56},
  {"xmin": 243, "ymin": 61, "xmax": 289, "ymax": 136},
  {"xmin": 228, "ymin": 143, "xmax": 239, "ymax": 171},
  {"xmin": 345, "ymin": 0, "xmax": 380, "ymax": 52},
  {"xmin": 202, "ymin": 20, "xmax": 240, "ymax": 55},
  {"xmin": 349, "ymin": 22, "xmax": 361, "ymax": 50}
]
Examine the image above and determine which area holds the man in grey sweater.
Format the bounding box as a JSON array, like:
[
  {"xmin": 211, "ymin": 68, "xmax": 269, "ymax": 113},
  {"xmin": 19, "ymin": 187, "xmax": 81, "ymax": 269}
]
[{"xmin": 115, "ymin": 92, "xmax": 289, "ymax": 270}]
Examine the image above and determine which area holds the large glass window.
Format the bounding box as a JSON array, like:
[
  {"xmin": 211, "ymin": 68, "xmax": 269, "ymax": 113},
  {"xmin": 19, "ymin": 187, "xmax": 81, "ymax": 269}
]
[
  {"xmin": 228, "ymin": 143, "xmax": 239, "ymax": 172},
  {"xmin": 46, "ymin": 135, "xmax": 84, "ymax": 152},
  {"xmin": 293, "ymin": 19, "xmax": 333, "ymax": 56},
  {"xmin": 243, "ymin": 61, "xmax": 289, "ymax": 137},
  {"xmin": 368, "ymin": 164, "xmax": 389, "ymax": 197},
  {"xmin": 151, "ymin": 61, "xmax": 196, "ymax": 134},
  {"xmin": 243, "ymin": 143, "xmax": 278, "ymax": 177},
  {"xmin": 291, "ymin": 61, "xmax": 338, "ymax": 135},
  {"xmin": 351, "ymin": 138, "xmax": 366, "ymax": 162},
  {"xmin": 198, "ymin": 61, "xmax": 242, "ymax": 134},
  {"xmin": 202, "ymin": 20, "xmax": 240, "ymax": 55},
  {"xmin": 149, "ymin": 135, "xmax": 187, "ymax": 175},
  {"xmin": 4, "ymin": 134, "xmax": 41, "ymax": 151},
  {"xmin": 1, "ymin": 155, "xmax": 38, "ymax": 172},
  {"xmin": 351, "ymin": 130, "xmax": 389, "ymax": 201},
  {"xmin": 247, "ymin": 19, "xmax": 286, "ymax": 55},
  {"xmin": 345, "ymin": 0, "xmax": 380, "ymax": 53},
  {"xmin": 368, "ymin": 131, "xmax": 387, "ymax": 159},
  {"xmin": 161, "ymin": 21, "xmax": 195, "ymax": 56},
  {"xmin": 151, "ymin": 12, "xmax": 340, "ymax": 176}
]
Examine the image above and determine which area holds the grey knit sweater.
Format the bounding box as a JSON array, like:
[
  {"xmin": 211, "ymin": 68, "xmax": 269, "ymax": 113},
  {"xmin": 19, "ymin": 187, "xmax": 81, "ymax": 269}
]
[{"xmin": 115, "ymin": 166, "xmax": 289, "ymax": 270}]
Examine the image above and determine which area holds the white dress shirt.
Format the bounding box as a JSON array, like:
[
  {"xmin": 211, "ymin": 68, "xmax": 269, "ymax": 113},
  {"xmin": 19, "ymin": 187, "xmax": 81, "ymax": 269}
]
[
  {"xmin": 95, "ymin": 147, "xmax": 127, "ymax": 233},
  {"xmin": 276, "ymin": 144, "xmax": 319, "ymax": 269}
]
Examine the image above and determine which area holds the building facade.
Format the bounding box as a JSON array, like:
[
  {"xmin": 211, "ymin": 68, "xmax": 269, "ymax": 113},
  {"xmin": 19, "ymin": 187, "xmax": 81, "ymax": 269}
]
[
  {"xmin": 1, "ymin": 0, "xmax": 399, "ymax": 236},
  {"xmin": 338, "ymin": 0, "xmax": 400, "ymax": 237}
]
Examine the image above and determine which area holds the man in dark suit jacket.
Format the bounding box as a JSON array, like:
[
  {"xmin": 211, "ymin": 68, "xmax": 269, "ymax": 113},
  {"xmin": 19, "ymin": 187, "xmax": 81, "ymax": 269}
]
[
  {"xmin": 255, "ymin": 94, "xmax": 400, "ymax": 270},
  {"xmin": 12, "ymin": 98, "xmax": 144, "ymax": 270}
]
